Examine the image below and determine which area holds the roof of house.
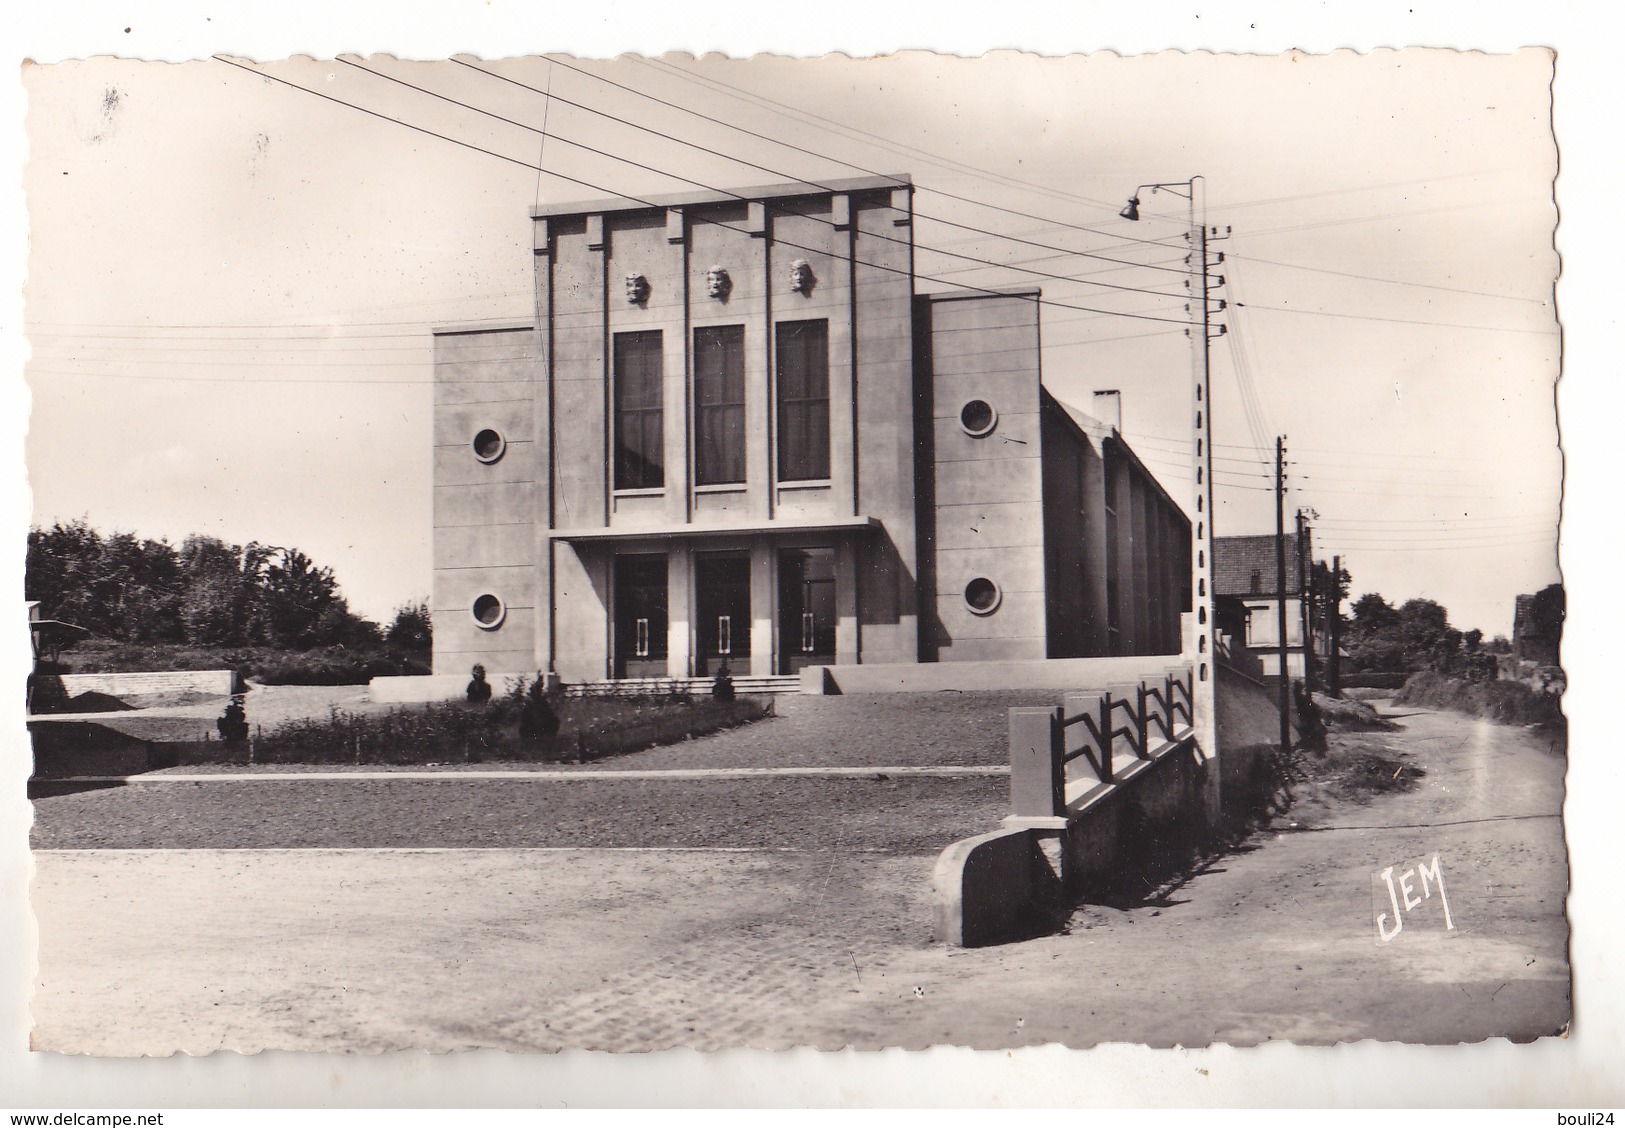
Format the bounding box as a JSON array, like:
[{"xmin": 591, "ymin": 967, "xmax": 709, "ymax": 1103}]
[{"xmin": 1213, "ymin": 533, "xmax": 1305, "ymax": 597}]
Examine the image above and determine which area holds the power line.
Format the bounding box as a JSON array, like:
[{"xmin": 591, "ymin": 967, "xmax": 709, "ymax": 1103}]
[
  {"xmin": 1233, "ymin": 300, "xmax": 1557, "ymax": 336},
  {"xmin": 358, "ymin": 56, "xmax": 1195, "ymax": 293},
  {"xmin": 1242, "ymin": 196, "xmax": 1541, "ymax": 239},
  {"xmin": 475, "ymin": 55, "xmax": 1190, "ymax": 256},
  {"xmin": 630, "ymin": 55, "xmax": 1157, "ymax": 230},
  {"xmin": 211, "ymin": 56, "xmax": 1199, "ymax": 330},
  {"xmin": 1227, "ymin": 251, "xmax": 1549, "ymax": 305}
]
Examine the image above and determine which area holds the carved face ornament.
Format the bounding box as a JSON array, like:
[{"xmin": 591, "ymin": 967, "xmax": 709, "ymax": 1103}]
[
  {"xmin": 706, "ymin": 265, "xmax": 731, "ymax": 299},
  {"xmin": 624, "ymin": 272, "xmax": 650, "ymax": 304},
  {"xmin": 789, "ymin": 259, "xmax": 814, "ymax": 293}
]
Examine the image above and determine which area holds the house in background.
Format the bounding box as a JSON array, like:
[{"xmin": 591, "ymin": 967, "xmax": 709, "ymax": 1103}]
[
  {"xmin": 1512, "ymin": 587, "xmax": 1562, "ymax": 667},
  {"xmin": 1212, "ymin": 532, "xmax": 1323, "ymax": 684},
  {"xmin": 425, "ymin": 174, "xmax": 1190, "ymax": 688}
]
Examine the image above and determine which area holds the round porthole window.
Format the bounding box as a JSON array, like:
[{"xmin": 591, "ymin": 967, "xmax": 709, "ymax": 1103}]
[
  {"xmin": 964, "ymin": 577, "xmax": 1002, "ymax": 616},
  {"xmin": 472, "ymin": 428, "xmax": 506, "ymax": 464},
  {"xmin": 960, "ymin": 399, "xmax": 998, "ymax": 437},
  {"xmin": 470, "ymin": 593, "xmax": 507, "ymax": 630}
]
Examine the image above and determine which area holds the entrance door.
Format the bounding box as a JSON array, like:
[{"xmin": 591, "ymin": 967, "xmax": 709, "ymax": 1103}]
[
  {"xmin": 695, "ymin": 555, "xmax": 751, "ymax": 677},
  {"xmin": 613, "ymin": 555, "xmax": 668, "ymax": 679},
  {"xmin": 778, "ymin": 547, "xmax": 837, "ymax": 674}
]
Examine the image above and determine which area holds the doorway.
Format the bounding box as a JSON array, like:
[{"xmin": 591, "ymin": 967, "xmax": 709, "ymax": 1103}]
[
  {"xmin": 613, "ymin": 554, "xmax": 668, "ymax": 679},
  {"xmin": 695, "ymin": 554, "xmax": 751, "ymax": 677},
  {"xmin": 778, "ymin": 547, "xmax": 837, "ymax": 674}
]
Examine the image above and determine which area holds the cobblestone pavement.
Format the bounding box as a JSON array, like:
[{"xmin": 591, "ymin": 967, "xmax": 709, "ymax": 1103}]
[
  {"xmin": 28, "ymin": 702, "xmax": 1569, "ymax": 1054},
  {"xmin": 31, "ymin": 774, "xmax": 1009, "ymax": 852},
  {"xmin": 104, "ymin": 689, "xmax": 1065, "ymax": 775}
]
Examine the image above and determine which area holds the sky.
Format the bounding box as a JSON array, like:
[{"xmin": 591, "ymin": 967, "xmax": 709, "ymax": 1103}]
[{"xmin": 20, "ymin": 49, "xmax": 1560, "ymax": 636}]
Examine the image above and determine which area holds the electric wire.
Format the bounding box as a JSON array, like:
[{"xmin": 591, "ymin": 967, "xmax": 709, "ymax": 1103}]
[
  {"xmin": 346, "ymin": 56, "xmax": 1196, "ymax": 294},
  {"xmin": 209, "ymin": 55, "xmax": 1199, "ymax": 329}
]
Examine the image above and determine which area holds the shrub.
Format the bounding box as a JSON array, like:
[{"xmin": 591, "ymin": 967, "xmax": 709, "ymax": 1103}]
[
  {"xmin": 1393, "ymin": 671, "xmax": 1565, "ymax": 726},
  {"xmin": 1312, "ymin": 692, "xmax": 1395, "ymax": 731},
  {"xmin": 241, "ymin": 691, "xmax": 771, "ymax": 766},
  {"xmin": 1340, "ymin": 672, "xmax": 1411, "ymax": 690},
  {"xmin": 711, "ymin": 662, "xmax": 736, "ymax": 702}
]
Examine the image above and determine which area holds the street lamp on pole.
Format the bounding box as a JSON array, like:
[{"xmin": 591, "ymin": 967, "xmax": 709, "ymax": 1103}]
[{"xmin": 1120, "ymin": 177, "xmax": 1227, "ymax": 817}]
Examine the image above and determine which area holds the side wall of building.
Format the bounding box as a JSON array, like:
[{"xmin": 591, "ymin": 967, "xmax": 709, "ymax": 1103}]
[
  {"xmin": 1039, "ymin": 402, "xmax": 1102, "ymax": 657},
  {"xmin": 919, "ymin": 292, "xmax": 1050, "ymax": 662},
  {"xmin": 431, "ymin": 325, "xmax": 543, "ymax": 677}
]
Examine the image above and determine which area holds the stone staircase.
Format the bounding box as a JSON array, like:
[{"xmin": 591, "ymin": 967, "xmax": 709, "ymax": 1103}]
[{"xmin": 563, "ymin": 674, "xmax": 803, "ymax": 698}]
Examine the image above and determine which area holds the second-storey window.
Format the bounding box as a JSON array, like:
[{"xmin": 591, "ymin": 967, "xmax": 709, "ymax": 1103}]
[
  {"xmin": 614, "ymin": 330, "xmax": 664, "ymax": 490},
  {"xmin": 776, "ymin": 319, "xmax": 830, "ymax": 482},
  {"xmin": 694, "ymin": 325, "xmax": 746, "ymax": 485}
]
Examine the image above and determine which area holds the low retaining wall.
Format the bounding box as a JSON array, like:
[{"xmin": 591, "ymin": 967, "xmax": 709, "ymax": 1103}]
[
  {"xmin": 29, "ymin": 721, "xmax": 155, "ymax": 779},
  {"xmin": 53, "ymin": 669, "xmax": 240, "ymax": 699},
  {"xmin": 368, "ymin": 674, "xmax": 497, "ymax": 704},
  {"xmin": 931, "ymin": 829, "xmax": 1063, "ymax": 947},
  {"xmin": 802, "ymin": 655, "xmax": 1186, "ymax": 695},
  {"xmin": 932, "ymin": 666, "xmax": 1283, "ymax": 947}
]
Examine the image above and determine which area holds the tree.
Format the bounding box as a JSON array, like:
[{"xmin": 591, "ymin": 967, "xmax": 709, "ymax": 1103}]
[
  {"xmin": 179, "ymin": 535, "xmax": 250, "ymax": 646},
  {"xmin": 261, "ymin": 547, "xmax": 345, "ymax": 648},
  {"xmin": 1342, "ymin": 592, "xmax": 1487, "ymax": 678},
  {"xmin": 27, "ymin": 519, "xmax": 186, "ymax": 642},
  {"xmin": 386, "ymin": 600, "xmax": 433, "ymax": 652},
  {"xmin": 1349, "ymin": 593, "xmax": 1399, "ymax": 638}
]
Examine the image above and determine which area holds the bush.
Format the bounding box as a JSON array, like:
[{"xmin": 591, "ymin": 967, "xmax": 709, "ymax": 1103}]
[
  {"xmin": 1312, "ymin": 692, "xmax": 1395, "ymax": 730},
  {"xmin": 242, "ymin": 691, "xmax": 771, "ymax": 766},
  {"xmin": 711, "ymin": 662, "xmax": 736, "ymax": 702},
  {"xmin": 1393, "ymin": 671, "xmax": 1565, "ymax": 726},
  {"xmin": 58, "ymin": 640, "xmax": 430, "ymax": 685},
  {"xmin": 1340, "ymin": 672, "xmax": 1411, "ymax": 690}
]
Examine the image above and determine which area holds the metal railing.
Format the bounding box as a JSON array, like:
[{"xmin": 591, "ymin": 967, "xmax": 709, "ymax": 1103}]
[{"xmin": 1008, "ymin": 666, "xmax": 1196, "ymax": 820}]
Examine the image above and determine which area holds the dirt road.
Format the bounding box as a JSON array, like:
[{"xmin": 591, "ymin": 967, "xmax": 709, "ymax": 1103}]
[{"xmin": 29, "ymin": 700, "xmax": 1568, "ymax": 1054}]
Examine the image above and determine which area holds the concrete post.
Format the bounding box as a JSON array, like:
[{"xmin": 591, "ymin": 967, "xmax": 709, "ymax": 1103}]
[
  {"xmin": 1187, "ymin": 177, "xmax": 1221, "ymax": 827},
  {"xmin": 1008, "ymin": 706, "xmax": 1064, "ymax": 818},
  {"xmin": 1064, "ymin": 691, "xmax": 1110, "ymax": 784}
]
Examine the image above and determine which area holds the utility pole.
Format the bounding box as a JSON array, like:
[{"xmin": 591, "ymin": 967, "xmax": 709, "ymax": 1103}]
[
  {"xmin": 1296, "ymin": 508, "xmax": 1315, "ymax": 691},
  {"xmin": 1275, "ymin": 436, "xmax": 1291, "ymax": 756},
  {"xmin": 1120, "ymin": 177, "xmax": 1226, "ymax": 820},
  {"xmin": 1328, "ymin": 554, "xmax": 1343, "ymax": 697}
]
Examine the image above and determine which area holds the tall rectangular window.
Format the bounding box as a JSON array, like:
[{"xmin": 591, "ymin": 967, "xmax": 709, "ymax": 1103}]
[
  {"xmin": 775, "ymin": 319, "xmax": 830, "ymax": 482},
  {"xmin": 693, "ymin": 325, "xmax": 746, "ymax": 485},
  {"xmin": 614, "ymin": 330, "xmax": 664, "ymax": 490}
]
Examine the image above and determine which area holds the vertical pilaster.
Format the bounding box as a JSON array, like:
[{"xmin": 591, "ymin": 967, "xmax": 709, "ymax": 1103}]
[
  {"xmin": 753, "ymin": 207, "xmax": 774, "ymax": 521},
  {"xmin": 668, "ymin": 544, "xmax": 693, "ymax": 679},
  {"xmin": 749, "ymin": 540, "xmax": 774, "ymax": 677},
  {"xmin": 835, "ymin": 538, "xmax": 860, "ymax": 665},
  {"xmin": 829, "ymin": 199, "xmax": 857, "ymax": 518},
  {"xmin": 665, "ymin": 209, "xmax": 691, "ymax": 525},
  {"xmin": 532, "ymin": 217, "xmax": 555, "ymax": 673}
]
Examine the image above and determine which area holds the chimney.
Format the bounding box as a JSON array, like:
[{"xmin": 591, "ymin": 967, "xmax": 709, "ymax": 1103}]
[{"xmin": 1092, "ymin": 389, "xmax": 1122, "ymax": 432}]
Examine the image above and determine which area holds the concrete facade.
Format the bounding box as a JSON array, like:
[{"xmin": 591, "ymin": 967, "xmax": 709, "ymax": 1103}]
[{"xmin": 429, "ymin": 176, "xmax": 1190, "ymax": 685}]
